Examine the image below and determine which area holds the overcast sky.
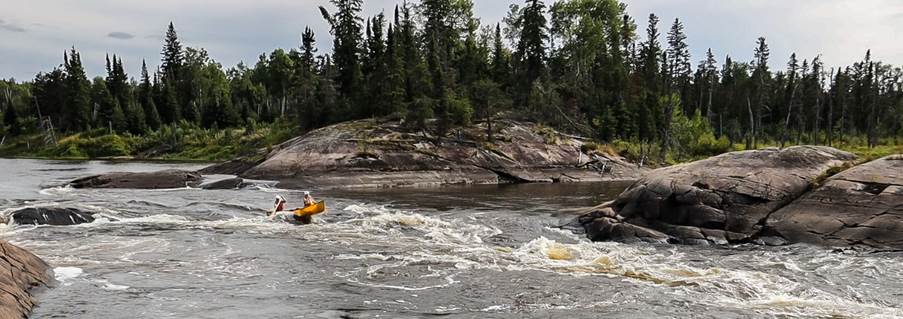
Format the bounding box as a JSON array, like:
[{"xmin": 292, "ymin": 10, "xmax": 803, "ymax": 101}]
[{"xmin": 1, "ymin": 0, "xmax": 901, "ymax": 81}]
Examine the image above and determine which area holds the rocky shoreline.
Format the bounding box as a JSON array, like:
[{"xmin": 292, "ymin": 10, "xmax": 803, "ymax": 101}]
[
  {"xmin": 0, "ymin": 241, "xmax": 52, "ymax": 319},
  {"xmin": 567, "ymin": 146, "xmax": 903, "ymax": 249},
  {"xmin": 202, "ymin": 119, "xmax": 648, "ymax": 188},
  {"xmin": 46, "ymin": 119, "xmax": 903, "ymax": 250}
]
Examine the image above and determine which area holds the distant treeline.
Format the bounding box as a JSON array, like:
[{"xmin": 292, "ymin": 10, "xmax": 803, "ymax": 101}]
[{"xmin": 2, "ymin": 0, "xmax": 902, "ymax": 154}]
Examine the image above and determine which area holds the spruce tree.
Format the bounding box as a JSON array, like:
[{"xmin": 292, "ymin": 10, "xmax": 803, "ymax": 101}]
[
  {"xmin": 140, "ymin": 60, "xmax": 162, "ymax": 130},
  {"xmin": 91, "ymin": 78, "xmax": 126, "ymax": 132},
  {"xmin": 638, "ymin": 14, "xmax": 661, "ymax": 142},
  {"xmin": 161, "ymin": 22, "xmax": 184, "ymax": 81},
  {"xmin": 750, "ymin": 36, "xmax": 770, "ymax": 148},
  {"xmin": 323, "ymin": 0, "xmax": 364, "ymax": 102},
  {"xmin": 661, "ymin": 18, "xmax": 691, "ymax": 156},
  {"xmin": 383, "ymin": 23, "xmax": 406, "ymax": 117},
  {"xmin": 490, "ymin": 24, "xmax": 511, "ymax": 88},
  {"xmin": 63, "ymin": 47, "xmax": 92, "ymax": 132},
  {"xmin": 159, "ymin": 23, "xmax": 184, "ymax": 124},
  {"xmin": 515, "ymin": 0, "xmax": 548, "ymax": 109}
]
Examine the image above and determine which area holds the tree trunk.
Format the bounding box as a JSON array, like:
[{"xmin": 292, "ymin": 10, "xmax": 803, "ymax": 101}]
[
  {"xmin": 827, "ymin": 72, "xmax": 835, "ymax": 147},
  {"xmin": 813, "ymin": 89, "xmax": 821, "ymax": 145},
  {"xmin": 839, "ymin": 94, "xmax": 846, "ymax": 146},
  {"xmin": 781, "ymin": 82, "xmax": 798, "ymax": 148},
  {"xmin": 660, "ymin": 96, "xmax": 675, "ymax": 160},
  {"xmin": 746, "ymin": 96, "xmax": 755, "ymax": 150}
]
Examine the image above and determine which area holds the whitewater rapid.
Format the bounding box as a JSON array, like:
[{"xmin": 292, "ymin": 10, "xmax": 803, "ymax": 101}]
[{"xmin": 1, "ymin": 159, "xmax": 902, "ymax": 318}]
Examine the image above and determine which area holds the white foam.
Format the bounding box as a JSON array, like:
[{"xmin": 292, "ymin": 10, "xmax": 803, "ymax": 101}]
[
  {"xmin": 103, "ymin": 283, "xmax": 130, "ymax": 291},
  {"xmin": 38, "ymin": 185, "xmax": 75, "ymax": 196},
  {"xmin": 54, "ymin": 267, "xmax": 83, "ymax": 284}
]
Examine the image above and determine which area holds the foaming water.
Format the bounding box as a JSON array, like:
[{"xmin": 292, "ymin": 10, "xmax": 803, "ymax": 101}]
[{"xmin": 1, "ymin": 159, "xmax": 902, "ymax": 318}]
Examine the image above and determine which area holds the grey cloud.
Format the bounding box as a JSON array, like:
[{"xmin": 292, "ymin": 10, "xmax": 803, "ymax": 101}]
[
  {"xmin": 107, "ymin": 31, "xmax": 134, "ymax": 40},
  {"xmin": 0, "ymin": 19, "xmax": 26, "ymax": 32}
]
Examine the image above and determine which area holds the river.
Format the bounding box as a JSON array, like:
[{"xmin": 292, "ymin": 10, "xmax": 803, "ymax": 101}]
[{"xmin": 1, "ymin": 159, "xmax": 902, "ymax": 318}]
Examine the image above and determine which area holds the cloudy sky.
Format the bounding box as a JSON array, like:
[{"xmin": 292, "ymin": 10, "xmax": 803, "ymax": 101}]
[{"xmin": 1, "ymin": 0, "xmax": 901, "ymax": 81}]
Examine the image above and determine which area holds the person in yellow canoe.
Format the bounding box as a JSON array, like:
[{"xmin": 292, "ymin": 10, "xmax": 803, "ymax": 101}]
[{"xmin": 267, "ymin": 192, "xmax": 322, "ymax": 224}]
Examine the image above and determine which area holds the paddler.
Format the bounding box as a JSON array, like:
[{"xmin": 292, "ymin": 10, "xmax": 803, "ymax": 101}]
[
  {"xmin": 266, "ymin": 193, "xmax": 318, "ymax": 224},
  {"xmin": 302, "ymin": 191, "xmax": 316, "ymax": 208},
  {"xmin": 266, "ymin": 195, "xmax": 288, "ymax": 219}
]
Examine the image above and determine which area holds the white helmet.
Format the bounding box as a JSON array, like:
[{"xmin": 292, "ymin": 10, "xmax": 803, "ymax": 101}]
[
  {"xmin": 303, "ymin": 191, "xmax": 310, "ymax": 196},
  {"xmin": 274, "ymin": 195, "xmax": 286, "ymax": 206}
]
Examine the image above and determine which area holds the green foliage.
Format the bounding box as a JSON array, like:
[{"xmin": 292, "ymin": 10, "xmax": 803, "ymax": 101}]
[
  {"xmin": 669, "ymin": 104, "xmax": 731, "ymax": 161},
  {"xmin": 2, "ymin": 3, "xmax": 902, "ymax": 166},
  {"xmin": 49, "ymin": 134, "xmax": 134, "ymax": 158}
]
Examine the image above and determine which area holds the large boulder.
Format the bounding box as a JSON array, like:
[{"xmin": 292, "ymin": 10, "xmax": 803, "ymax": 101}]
[
  {"xmin": 209, "ymin": 119, "xmax": 646, "ymax": 188},
  {"xmin": 576, "ymin": 146, "xmax": 857, "ymax": 245},
  {"xmin": 766, "ymin": 155, "xmax": 903, "ymax": 248},
  {"xmin": 68, "ymin": 169, "xmax": 202, "ymax": 189},
  {"xmin": 8, "ymin": 207, "xmax": 95, "ymax": 226},
  {"xmin": 0, "ymin": 241, "xmax": 51, "ymax": 319}
]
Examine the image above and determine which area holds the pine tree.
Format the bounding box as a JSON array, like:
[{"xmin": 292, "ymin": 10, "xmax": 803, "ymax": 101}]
[
  {"xmin": 161, "ymin": 22, "xmax": 184, "ymax": 81},
  {"xmin": 365, "ymin": 13, "xmax": 388, "ymax": 117},
  {"xmin": 399, "ymin": 1, "xmax": 420, "ymax": 101},
  {"xmin": 666, "ymin": 18, "xmax": 691, "ymax": 112},
  {"xmin": 91, "ymin": 78, "xmax": 126, "ymax": 132},
  {"xmin": 159, "ymin": 23, "xmax": 184, "ymax": 124},
  {"xmin": 383, "ymin": 23, "xmax": 406, "ymax": 117},
  {"xmin": 322, "ymin": 0, "xmax": 364, "ymax": 102},
  {"xmin": 750, "ymin": 36, "xmax": 770, "ymax": 148},
  {"xmin": 63, "ymin": 47, "xmax": 92, "ymax": 132},
  {"xmin": 139, "ymin": 60, "xmax": 162, "ymax": 130},
  {"xmin": 638, "ymin": 14, "xmax": 661, "ymax": 143},
  {"xmin": 700, "ymin": 48, "xmax": 718, "ymax": 119},
  {"xmin": 515, "ymin": 0, "xmax": 548, "ymax": 109},
  {"xmin": 490, "ymin": 24, "xmax": 511, "ymax": 88},
  {"xmin": 295, "ymin": 27, "xmax": 321, "ymax": 128}
]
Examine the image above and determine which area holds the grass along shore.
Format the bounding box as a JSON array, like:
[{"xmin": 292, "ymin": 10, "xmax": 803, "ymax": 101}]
[
  {"xmin": 1, "ymin": 119, "xmax": 900, "ymax": 166},
  {"xmin": 0, "ymin": 120, "xmax": 297, "ymax": 162}
]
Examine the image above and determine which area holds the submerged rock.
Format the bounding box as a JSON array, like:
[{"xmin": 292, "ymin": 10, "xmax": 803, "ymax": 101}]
[
  {"xmin": 68, "ymin": 169, "xmax": 202, "ymax": 189},
  {"xmin": 0, "ymin": 240, "xmax": 52, "ymax": 319},
  {"xmin": 767, "ymin": 155, "xmax": 903, "ymax": 248},
  {"xmin": 200, "ymin": 177, "xmax": 245, "ymax": 190},
  {"xmin": 9, "ymin": 207, "xmax": 95, "ymax": 226},
  {"xmin": 574, "ymin": 146, "xmax": 857, "ymax": 245},
  {"xmin": 205, "ymin": 119, "xmax": 647, "ymax": 188},
  {"xmin": 198, "ymin": 177, "xmax": 279, "ymax": 190}
]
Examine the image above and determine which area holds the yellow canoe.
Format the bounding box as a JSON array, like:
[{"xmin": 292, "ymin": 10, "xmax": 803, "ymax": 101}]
[{"xmin": 294, "ymin": 201, "xmax": 326, "ymax": 218}]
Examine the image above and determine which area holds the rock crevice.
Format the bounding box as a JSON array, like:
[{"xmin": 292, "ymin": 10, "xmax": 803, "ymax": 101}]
[
  {"xmin": 0, "ymin": 241, "xmax": 51, "ymax": 319},
  {"xmin": 571, "ymin": 146, "xmax": 872, "ymax": 247}
]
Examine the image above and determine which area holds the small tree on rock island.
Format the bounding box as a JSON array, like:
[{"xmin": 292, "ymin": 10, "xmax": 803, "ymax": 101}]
[{"xmin": 470, "ymin": 79, "xmax": 510, "ymax": 142}]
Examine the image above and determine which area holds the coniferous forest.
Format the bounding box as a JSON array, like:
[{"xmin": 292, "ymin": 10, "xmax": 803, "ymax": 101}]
[{"xmin": 1, "ymin": 0, "xmax": 902, "ymax": 162}]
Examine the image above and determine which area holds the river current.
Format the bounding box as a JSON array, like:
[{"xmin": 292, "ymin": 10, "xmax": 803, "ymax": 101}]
[{"xmin": 1, "ymin": 159, "xmax": 902, "ymax": 318}]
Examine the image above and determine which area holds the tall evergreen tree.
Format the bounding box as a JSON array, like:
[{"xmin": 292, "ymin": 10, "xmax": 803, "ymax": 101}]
[
  {"xmin": 161, "ymin": 22, "xmax": 184, "ymax": 81},
  {"xmin": 63, "ymin": 47, "xmax": 92, "ymax": 132},
  {"xmin": 139, "ymin": 60, "xmax": 162, "ymax": 130},
  {"xmin": 159, "ymin": 23, "xmax": 184, "ymax": 124},
  {"xmin": 490, "ymin": 23, "xmax": 511, "ymax": 88},
  {"xmin": 91, "ymin": 78, "xmax": 126, "ymax": 132},
  {"xmin": 515, "ymin": 0, "xmax": 548, "ymax": 110},
  {"xmin": 322, "ymin": 0, "xmax": 364, "ymax": 101},
  {"xmin": 750, "ymin": 36, "xmax": 771, "ymax": 148},
  {"xmin": 638, "ymin": 14, "xmax": 662, "ymax": 142}
]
